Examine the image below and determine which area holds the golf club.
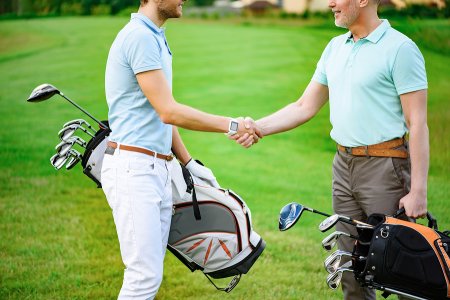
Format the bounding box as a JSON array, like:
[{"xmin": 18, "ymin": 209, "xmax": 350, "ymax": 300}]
[
  {"xmin": 55, "ymin": 136, "xmax": 87, "ymax": 156},
  {"xmin": 50, "ymin": 153, "xmax": 70, "ymax": 170},
  {"xmin": 318, "ymin": 214, "xmax": 373, "ymax": 232},
  {"xmin": 324, "ymin": 250, "xmax": 353, "ymax": 274},
  {"xmin": 58, "ymin": 124, "xmax": 95, "ymax": 141},
  {"xmin": 63, "ymin": 119, "xmax": 96, "ymax": 134},
  {"xmin": 279, "ymin": 202, "xmax": 330, "ymax": 231},
  {"xmin": 65, "ymin": 149, "xmax": 82, "ymax": 170},
  {"xmin": 326, "ymin": 265, "xmax": 353, "ymax": 290},
  {"xmin": 27, "ymin": 83, "xmax": 108, "ymax": 129},
  {"xmin": 322, "ymin": 231, "xmax": 358, "ymax": 252}
]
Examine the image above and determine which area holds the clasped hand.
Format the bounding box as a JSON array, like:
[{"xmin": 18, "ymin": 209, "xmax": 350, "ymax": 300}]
[{"xmin": 228, "ymin": 117, "xmax": 263, "ymax": 148}]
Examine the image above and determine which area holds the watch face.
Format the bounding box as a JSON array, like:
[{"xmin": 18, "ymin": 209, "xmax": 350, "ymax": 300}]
[{"xmin": 230, "ymin": 121, "xmax": 238, "ymax": 131}]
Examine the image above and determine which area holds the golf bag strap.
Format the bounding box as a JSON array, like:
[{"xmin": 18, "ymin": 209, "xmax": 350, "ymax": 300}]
[
  {"xmin": 83, "ymin": 165, "xmax": 102, "ymax": 188},
  {"xmin": 180, "ymin": 164, "xmax": 201, "ymax": 220},
  {"xmin": 381, "ymin": 291, "xmax": 391, "ymax": 299},
  {"xmin": 167, "ymin": 245, "xmax": 202, "ymax": 272}
]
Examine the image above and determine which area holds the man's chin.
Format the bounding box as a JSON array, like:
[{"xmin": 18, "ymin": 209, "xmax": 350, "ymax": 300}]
[{"xmin": 335, "ymin": 21, "xmax": 348, "ymax": 29}]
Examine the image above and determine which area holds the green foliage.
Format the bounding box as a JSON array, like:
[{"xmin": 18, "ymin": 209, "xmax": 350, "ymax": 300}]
[
  {"xmin": 0, "ymin": 17, "xmax": 449, "ymax": 300},
  {"xmin": 379, "ymin": 3, "xmax": 449, "ymax": 19},
  {"xmin": 91, "ymin": 4, "xmax": 111, "ymax": 15},
  {"xmin": 61, "ymin": 2, "xmax": 83, "ymax": 15},
  {"xmin": 116, "ymin": 6, "xmax": 137, "ymax": 17},
  {"xmin": 192, "ymin": 0, "xmax": 215, "ymax": 7}
]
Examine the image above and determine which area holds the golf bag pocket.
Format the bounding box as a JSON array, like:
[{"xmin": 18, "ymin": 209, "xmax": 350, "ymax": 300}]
[
  {"xmin": 168, "ymin": 159, "xmax": 265, "ymax": 292},
  {"xmin": 81, "ymin": 121, "xmax": 110, "ymax": 188},
  {"xmin": 357, "ymin": 215, "xmax": 450, "ymax": 299}
]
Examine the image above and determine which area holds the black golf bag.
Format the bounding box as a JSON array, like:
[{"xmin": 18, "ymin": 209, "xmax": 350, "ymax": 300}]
[{"xmin": 352, "ymin": 211, "xmax": 450, "ymax": 300}]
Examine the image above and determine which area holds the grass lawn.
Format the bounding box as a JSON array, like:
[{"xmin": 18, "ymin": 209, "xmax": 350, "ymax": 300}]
[{"xmin": 0, "ymin": 16, "xmax": 449, "ymax": 299}]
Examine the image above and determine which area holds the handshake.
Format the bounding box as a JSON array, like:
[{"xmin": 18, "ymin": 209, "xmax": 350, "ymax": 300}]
[{"xmin": 228, "ymin": 117, "xmax": 263, "ymax": 148}]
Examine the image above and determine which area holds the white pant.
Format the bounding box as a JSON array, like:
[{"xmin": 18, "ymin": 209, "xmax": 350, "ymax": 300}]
[{"xmin": 101, "ymin": 147, "xmax": 173, "ymax": 300}]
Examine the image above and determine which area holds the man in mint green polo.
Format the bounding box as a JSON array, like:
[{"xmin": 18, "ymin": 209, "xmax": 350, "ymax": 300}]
[{"xmin": 233, "ymin": 0, "xmax": 429, "ymax": 298}]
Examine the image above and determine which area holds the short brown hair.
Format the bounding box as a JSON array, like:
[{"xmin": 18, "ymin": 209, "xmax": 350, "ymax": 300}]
[{"xmin": 140, "ymin": 0, "xmax": 148, "ymax": 5}]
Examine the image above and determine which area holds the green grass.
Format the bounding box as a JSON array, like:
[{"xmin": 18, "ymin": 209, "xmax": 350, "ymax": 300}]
[{"xmin": 0, "ymin": 16, "xmax": 449, "ymax": 299}]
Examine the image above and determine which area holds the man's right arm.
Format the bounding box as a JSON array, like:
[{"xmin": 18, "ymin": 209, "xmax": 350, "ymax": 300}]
[
  {"xmin": 136, "ymin": 68, "xmax": 258, "ymax": 137},
  {"xmin": 256, "ymin": 81, "xmax": 329, "ymax": 136}
]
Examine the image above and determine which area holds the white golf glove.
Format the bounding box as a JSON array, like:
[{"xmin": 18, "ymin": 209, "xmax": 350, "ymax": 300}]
[{"xmin": 185, "ymin": 159, "xmax": 220, "ymax": 188}]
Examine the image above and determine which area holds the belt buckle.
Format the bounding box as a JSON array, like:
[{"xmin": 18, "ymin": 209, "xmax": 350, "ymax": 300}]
[
  {"xmin": 105, "ymin": 146, "xmax": 115, "ymax": 155},
  {"xmin": 345, "ymin": 147, "xmax": 352, "ymax": 155}
]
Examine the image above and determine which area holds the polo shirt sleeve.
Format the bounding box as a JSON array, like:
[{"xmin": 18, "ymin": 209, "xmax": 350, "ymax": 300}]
[
  {"xmin": 312, "ymin": 39, "xmax": 333, "ymax": 86},
  {"xmin": 123, "ymin": 29, "xmax": 162, "ymax": 75},
  {"xmin": 392, "ymin": 40, "xmax": 428, "ymax": 95}
]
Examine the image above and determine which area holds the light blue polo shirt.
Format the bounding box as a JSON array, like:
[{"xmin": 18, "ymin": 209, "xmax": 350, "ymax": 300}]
[
  {"xmin": 105, "ymin": 13, "xmax": 173, "ymax": 154},
  {"xmin": 313, "ymin": 20, "xmax": 427, "ymax": 147}
]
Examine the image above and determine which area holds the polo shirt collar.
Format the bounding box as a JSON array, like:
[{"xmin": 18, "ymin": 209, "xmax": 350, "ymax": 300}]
[
  {"xmin": 345, "ymin": 19, "xmax": 390, "ymax": 44},
  {"xmin": 131, "ymin": 13, "xmax": 165, "ymax": 34}
]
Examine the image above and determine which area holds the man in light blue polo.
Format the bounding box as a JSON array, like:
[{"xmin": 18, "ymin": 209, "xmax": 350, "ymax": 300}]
[
  {"xmin": 102, "ymin": 0, "xmax": 260, "ymax": 299},
  {"xmin": 233, "ymin": 0, "xmax": 429, "ymax": 298}
]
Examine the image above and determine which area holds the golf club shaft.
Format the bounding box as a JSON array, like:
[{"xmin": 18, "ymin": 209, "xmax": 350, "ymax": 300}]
[
  {"xmin": 60, "ymin": 93, "xmax": 108, "ymax": 129},
  {"xmin": 306, "ymin": 207, "xmax": 332, "ymax": 217}
]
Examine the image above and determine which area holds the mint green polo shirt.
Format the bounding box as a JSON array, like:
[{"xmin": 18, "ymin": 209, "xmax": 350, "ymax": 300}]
[{"xmin": 313, "ymin": 20, "xmax": 427, "ymax": 147}]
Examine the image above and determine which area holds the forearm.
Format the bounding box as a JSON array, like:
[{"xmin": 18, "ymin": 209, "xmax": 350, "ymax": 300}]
[
  {"xmin": 171, "ymin": 126, "xmax": 191, "ymax": 165},
  {"xmin": 257, "ymin": 102, "xmax": 307, "ymax": 136},
  {"xmin": 408, "ymin": 123, "xmax": 429, "ymax": 195},
  {"xmin": 161, "ymin": 102, "xmax": 230, "ymax": 133},
  {"xmin": 256, "ymin": 81, "xmax": 329, "ymax": 136}
]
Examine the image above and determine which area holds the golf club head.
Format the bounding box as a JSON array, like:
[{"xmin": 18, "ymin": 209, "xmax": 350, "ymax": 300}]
[
  {"xmin": 322, "ymin": 231, "xmax": 351, "ymax": 252},
  {"xmin": 55, "ymin": 140, "xmax": 75, "ymax": 157},
  {"xmin": 319, "ymin": 214, "xmax": 340, "ymax": 232},
  {"xmin": 65, "ymin": 149, "xmax": 82, "ymax": 170},
  {"xmin": 55, "ymin": 136, "xmax": 86, "ymax": 155},
  {"xmin": 58, "ymin": 125, "xmax": 78, "ymax": 141},
  {"xmin": 63, "ymin": 119, "xmax": 95, "ymax": 133},
  {"xmin": 50, "ymin": 153, "xmax": 69, "ymax": 170},
  {"xmin": 324, "ymin": 250, "xmax": 352, "ymax": 274},
  {"xmin": 58, "ymin": 124, "xmax": 94, "ymax": 141},
  {"xmin": 279, "ymin": 202, "xmax": 304, "ymax": 231},
  {"xmin": 27, "ymin": 83, "xmax": 60, "ymax": 102},
  {"xmin": 326, "ymin": 267, "xmax": 353, "ymax": 290}
]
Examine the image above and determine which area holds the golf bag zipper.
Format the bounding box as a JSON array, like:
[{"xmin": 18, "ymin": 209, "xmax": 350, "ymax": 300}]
[{"xmin": 435, "ymin": 239, "xmax": 450, "ymax": 297}]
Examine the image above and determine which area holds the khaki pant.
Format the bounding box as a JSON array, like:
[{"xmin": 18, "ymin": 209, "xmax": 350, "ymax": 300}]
[{"xmin": 332, "ymin": 147, "xmax": 411, "ymax": 300}]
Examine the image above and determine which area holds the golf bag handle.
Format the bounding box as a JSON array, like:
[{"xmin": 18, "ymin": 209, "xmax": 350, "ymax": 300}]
[
  {"xmin": 393, "ymin": 208, "xmax": 438, "ymax": 230},
  {"xmin": 180, "ymin": 163, "xmax": 201, "ymax": 221}
]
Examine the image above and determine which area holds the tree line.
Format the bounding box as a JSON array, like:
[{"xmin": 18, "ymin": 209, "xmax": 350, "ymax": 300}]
[{"xmin": 0, "ymin": 0, "xmax": 215, "ymax": 17}]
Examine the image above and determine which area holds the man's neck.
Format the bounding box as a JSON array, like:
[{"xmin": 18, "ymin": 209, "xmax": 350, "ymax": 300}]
[
  {"xmin": 138, "ymin": 5, "xmax": 166, "ymax": 27},
  {"xmin": 349, "ymin": 11, "xmax": 382, "ymax": 42}
]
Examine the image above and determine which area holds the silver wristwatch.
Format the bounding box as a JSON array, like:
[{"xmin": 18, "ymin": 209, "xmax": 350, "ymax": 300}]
[{"xmin": 227, "ymin": 119, "xmax": 239, "ymax": 136}]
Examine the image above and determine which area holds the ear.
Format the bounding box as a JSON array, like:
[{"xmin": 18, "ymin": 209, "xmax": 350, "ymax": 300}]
[{"xmin": 359, "ymin": 0, "xmax": 370, "ymax": 7}]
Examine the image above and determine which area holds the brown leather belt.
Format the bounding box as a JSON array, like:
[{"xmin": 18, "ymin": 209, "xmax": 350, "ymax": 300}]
[
  {"xmin": 337, "ymin": 137, "xmax": 408, "ymax": 158},
  {"xmin": 107, "ymin": 141, "xmax": 174, "ymax": 161}
]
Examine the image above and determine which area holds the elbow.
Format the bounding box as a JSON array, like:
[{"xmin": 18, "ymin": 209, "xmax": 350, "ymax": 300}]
[
  {"xmin": 159, "ymin": 103, "xmax": 179, "ymax": 125},
  {"xmin": 160, "ymin": 112, "xmax": 175, "ymax": 124}
]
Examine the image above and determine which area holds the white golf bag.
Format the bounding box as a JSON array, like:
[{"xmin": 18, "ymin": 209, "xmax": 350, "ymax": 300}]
[
  {"xmin": 79, "ymin": 124, "xmax": 265, "ymax": 292},
  {"xmin": 169, "ymin": 159, "xmax": 266, "ymax": 292}
]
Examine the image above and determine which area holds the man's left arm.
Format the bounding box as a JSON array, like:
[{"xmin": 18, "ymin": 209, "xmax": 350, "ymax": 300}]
[
  {"xmin": 399, "ymin": 89, "xmax": 429, "ymax": 218},
  {"xmin": 171, "ymin": 126, "xmax": 220, "ymax": 188}
]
